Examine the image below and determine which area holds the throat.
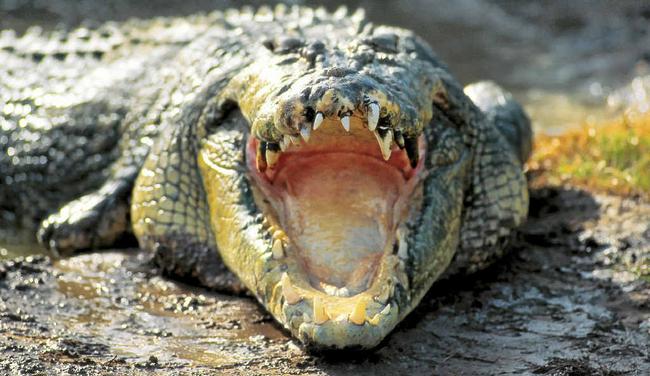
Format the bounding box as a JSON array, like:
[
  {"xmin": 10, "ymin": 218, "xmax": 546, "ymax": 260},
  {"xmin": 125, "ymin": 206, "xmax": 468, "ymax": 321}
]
[{"xmin": 273, "ymin": 153, "xmax": 404, "ymax": 295}]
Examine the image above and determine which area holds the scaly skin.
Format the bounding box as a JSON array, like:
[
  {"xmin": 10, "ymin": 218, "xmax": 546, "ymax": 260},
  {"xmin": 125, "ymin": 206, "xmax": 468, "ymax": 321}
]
[{"xmin": 0, "ymin": 6, "xmax": 531, "ymax": 349}]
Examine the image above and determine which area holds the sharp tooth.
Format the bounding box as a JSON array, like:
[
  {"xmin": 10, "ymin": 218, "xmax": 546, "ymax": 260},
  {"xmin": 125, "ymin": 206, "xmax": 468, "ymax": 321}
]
[
  {"xmin": 368, "ymin": 315, "xmax": 380, "ymax": 326},
  {"xmin": 320, "ymin": 283, "xmax": 334, "ymax": 295},
  {"xmin": 340, "ymin": 116, "xmax": 351, "ymax": 132},
  {"xmin": 290, "ymin": 135, "xmax": 301, "ymax": 144},
  {"xmin": 349, "ymin": 298, "xmax": 367, "ymax": 325},
  {"xmin": 396, "ymin": 228, "xmax": 408, "ymax": 260},
  {"xmin": 280, "ymin": 135, "xmax": 290, "ymax": 151},
  {"xmin": 300, "ymin": 125, "xmax": 311, "ymax": 142},
  {"xmin": 368, "ymin": 312, "xmax": 382, "ymax": 326},
  {"xmin": 369, "ymin": 304, "xmax": 393, "ymax": 325},
  {"xmin": 374, "ymin": 129, "xmax": 393, "ymax": 160},
  {"xmin": 313, "ymin": 112, "xmax": 324, "ymax": 130},
  {"xmin": 256, "ymin": 141, "xmax": 268, "ymax": 172},
  {"xmin": 280, "ymin": 273, "xmax": 301, "ymax": 304},
  {"xmin": 337, "ymin": 287, "xmax": 350, "ymax": 297},
  {"xmin": 272, "ymin": 229, "xmax": 286, "ymax": 240},
  {"xmin": 404, "ymin": 135, "xmax": 419, "ymax": 168},
  {"xmin": 272, "ymin": 239, "xmax": 284, "ymax": 259},
  {"xmin": 380, "ymin": 304, "xmax": 392, "ymax": 316},
  {"xmin": 367, "ymin": 103, "xmax": 379, "ymax": 131},
  {"xmin": 313, "ymin": 296, "xmax": 330, "ymax": 324},
  {"xmin": 265, "ymin": 143, "xmax": 281, "ymax": 169}
]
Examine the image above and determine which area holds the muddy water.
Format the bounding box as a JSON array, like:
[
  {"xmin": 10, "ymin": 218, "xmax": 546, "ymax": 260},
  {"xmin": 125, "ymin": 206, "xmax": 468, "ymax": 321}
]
[
  {"xmin": 52, "ymin": 252, "xmax": 286, "ymax": 367},
  {"xmin": 0, "ymin": 1, "xmax": 649, "ymax": 374}
]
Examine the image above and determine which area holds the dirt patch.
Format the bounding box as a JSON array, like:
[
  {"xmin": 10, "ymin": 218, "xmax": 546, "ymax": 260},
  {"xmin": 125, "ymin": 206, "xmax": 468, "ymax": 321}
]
[
  {"xmin": 531, "ymin": 357, "xmax": 626, "ymax": 376},
  {"xmin": 1, "ymin": 186, "xmax": 648, "ymax": 375}
]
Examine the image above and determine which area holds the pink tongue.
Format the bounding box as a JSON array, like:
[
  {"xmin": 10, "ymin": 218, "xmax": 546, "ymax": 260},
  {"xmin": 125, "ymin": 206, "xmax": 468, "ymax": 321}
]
[{"xmin": 273, "ymin": 153, "xmax": 403, "ymax": 294}]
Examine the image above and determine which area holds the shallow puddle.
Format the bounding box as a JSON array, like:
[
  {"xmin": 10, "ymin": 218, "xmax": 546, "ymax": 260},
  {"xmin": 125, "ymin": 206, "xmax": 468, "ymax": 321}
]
[{"xmin": 41, "ymin": 252, "xmax": 287, "ymax": 366}]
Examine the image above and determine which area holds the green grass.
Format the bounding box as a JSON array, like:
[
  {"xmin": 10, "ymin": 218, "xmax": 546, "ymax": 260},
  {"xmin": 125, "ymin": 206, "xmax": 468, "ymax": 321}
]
[{"xmin": 529, "ymin": 113, "xmax": 650, "ymax": 199}]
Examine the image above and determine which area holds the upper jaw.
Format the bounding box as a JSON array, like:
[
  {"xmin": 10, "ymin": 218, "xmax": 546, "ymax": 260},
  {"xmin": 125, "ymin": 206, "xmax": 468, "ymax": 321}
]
[
  {"xmin": 253, "ymin": 92, "xmax": 422, "ymax": 175},
  {"xmin": 229, "ymin": 63, "xmax": 435, "ymax": 167}
]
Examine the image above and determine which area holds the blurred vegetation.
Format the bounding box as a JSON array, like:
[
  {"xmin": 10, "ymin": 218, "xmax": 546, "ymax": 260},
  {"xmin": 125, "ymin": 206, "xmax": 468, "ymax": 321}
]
[{"xmin": 528, "ymin": 112, "xmax": 650, "ymax": 200}]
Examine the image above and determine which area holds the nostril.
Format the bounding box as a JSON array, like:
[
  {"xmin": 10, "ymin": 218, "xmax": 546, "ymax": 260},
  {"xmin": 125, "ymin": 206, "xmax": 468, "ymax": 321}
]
[
  {"xmin": 261, "ymin": 38, "xmax": 275, "ymax": 52},
  {"xmin": 323, "ymin": 67, "xmax": 355, "ymax": 77}
]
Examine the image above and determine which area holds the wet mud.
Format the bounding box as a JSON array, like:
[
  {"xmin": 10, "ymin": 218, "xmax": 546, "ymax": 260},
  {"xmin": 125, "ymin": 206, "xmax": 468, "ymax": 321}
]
[{"xmin": 1, "ymin": 187, "xmax": 648, "ymax": 375}]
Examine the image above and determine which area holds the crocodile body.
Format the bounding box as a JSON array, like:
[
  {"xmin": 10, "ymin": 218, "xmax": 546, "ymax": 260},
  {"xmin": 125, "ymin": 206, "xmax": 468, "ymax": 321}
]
[{"xmin": 0, "ymin": 6, "xmax": 531, "ymax": 349}]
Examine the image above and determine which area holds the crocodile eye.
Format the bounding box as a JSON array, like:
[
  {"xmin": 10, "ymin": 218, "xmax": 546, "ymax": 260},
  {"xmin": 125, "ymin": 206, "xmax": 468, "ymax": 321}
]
[
  {"xmin": 261, "ymin": 36, "xmax": 305, "ymax": 54},
  {"xmin": 261, "ymin": 38, "xmax": 275, "ymax": 52}
]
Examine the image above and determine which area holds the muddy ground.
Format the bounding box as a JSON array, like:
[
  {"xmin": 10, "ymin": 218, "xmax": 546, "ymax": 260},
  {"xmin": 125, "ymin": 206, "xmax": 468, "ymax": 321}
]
[{"xmin": 1, "ymin": 186, "xmax": 648, "ymax": 375}]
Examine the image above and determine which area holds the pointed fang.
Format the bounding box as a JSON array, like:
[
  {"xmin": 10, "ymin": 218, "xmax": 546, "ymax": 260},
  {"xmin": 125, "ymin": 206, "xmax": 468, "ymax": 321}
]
[
  {"xmin": 272, "ymin": 239, "xmax": 284, "ymax": 259},
  {"xmin": 368, "ymin": 313, "xmax": 381, "ymax": 326},
  {"xmin": 375, "ymin": 129, "xmax": 393, "ymax": 161},
  {"xmin": 280, "ymin": 135, "xmax": 290, "ymax": 151},
  {"xmin": 256, "ymin": 141, "xmax": 268, "ymax": 172},
  {"xmin": 313, "ymin": 297, "xmax": 330, "ymax": 324},
  {"xmin": 341, "ymin": 116, "xmax": 350, "ymax": 132},
  {"xmin": 265, "ymin": 143, "xmax": 280, "ymax": 169},
  {"xmin": 280, "ymin": 273, "xmax": 302, "ymax": 305},
  {"xmin": 313, "ymin": 112, "xmax": 324, "ymax": 130},
  {"xmin": 300, "ymin": 125, "xmax": 311, "ymax": 142},
  {"xmin": 349, "ymin": 298, "xmax": 367, "ymax": 325},
  {"xmin": 367, "ymin": 103, "xmax": 379, "ymax": 131}
]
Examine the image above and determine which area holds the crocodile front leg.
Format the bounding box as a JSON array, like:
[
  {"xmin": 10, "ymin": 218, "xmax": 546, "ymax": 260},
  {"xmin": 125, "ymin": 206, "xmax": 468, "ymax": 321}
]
[
  {"xmin": 131, "ymin": 107, "xmax": 243, "ymax": 293},
  {"xmin": 37, "ymin": 174, "xmax": 132, "ymax": 252},
  {"xmin": 34, "ymin": 80, "xmax": 169, "ymax": 254}
]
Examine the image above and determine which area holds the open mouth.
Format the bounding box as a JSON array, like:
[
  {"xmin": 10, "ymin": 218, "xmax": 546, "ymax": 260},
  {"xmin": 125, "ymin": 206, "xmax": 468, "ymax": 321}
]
[{"xmin": 245, "ymin": 112, "xmax": 426, "ymax": 341}]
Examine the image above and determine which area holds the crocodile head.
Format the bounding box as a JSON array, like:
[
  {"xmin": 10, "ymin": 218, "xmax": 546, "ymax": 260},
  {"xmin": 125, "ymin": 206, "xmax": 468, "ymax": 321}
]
[{"xmin": 198, "ymin": 17, "xmax": 472, "ymax": 349}]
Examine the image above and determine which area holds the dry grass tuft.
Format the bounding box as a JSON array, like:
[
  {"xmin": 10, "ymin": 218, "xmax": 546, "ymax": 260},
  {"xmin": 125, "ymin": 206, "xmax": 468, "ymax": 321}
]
[{"xmin": 528, "ymin": 112, "xmax": 650, "ymax": 199}]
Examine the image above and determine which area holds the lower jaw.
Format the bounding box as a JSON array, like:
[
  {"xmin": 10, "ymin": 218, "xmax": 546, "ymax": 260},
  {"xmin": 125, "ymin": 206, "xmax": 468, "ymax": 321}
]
[{"xmin": 252, "ymin": 197, "xmax": 411, "ymax": 348}]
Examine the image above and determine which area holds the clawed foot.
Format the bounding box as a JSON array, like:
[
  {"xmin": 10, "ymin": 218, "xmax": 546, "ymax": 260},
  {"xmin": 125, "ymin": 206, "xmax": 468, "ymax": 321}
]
[{"xmin": 37, "ymin": 182, "xmax": 129, "ymax": 254}]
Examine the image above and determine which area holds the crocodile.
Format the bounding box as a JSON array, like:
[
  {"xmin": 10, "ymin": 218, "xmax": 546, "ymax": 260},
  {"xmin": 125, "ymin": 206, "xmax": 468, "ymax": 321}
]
[{"xmin": 0, "ymin": 6, "xmax": 531, "ymax": 349}]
